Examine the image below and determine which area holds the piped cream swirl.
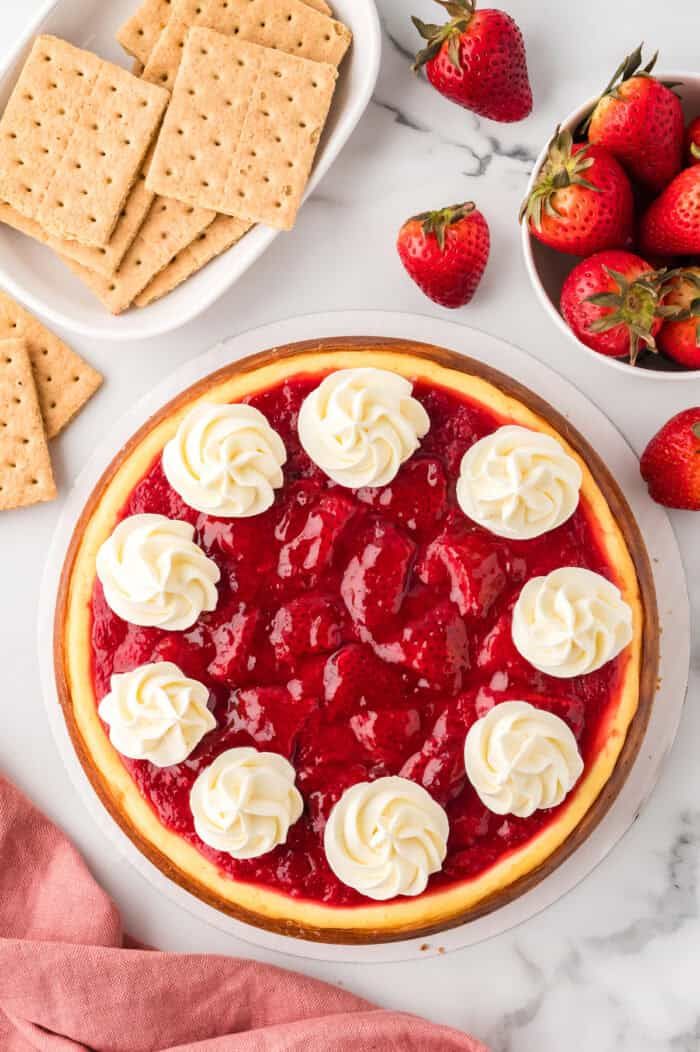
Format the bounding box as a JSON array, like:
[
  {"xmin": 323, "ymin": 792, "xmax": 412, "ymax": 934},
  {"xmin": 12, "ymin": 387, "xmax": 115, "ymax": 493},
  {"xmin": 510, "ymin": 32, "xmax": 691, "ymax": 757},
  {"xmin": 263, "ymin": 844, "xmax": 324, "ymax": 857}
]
[
  {"xmin": 98, "ymin": 662, "xmax": 216, "ymax": 767},
  {"xmin": 162, "ymin": 402, "xmax": 286, "ymax": 517},
  {"xmin": 298, "ymin": 368, "xmax": 430, "ymax": 488},
  {"xmin": 96, "ymin": 514, "xmax": 220, "ymax": 630},
  {"xmin": 324, "ymin": 777, "xmax": 448, "ymax": 900},
  {"xmin": 190, "ymin": 748, "xmax": 303, "ymax": 859},
  {"xmin": 457, "ymin": 425, "xmax": 582, "ymax": 539},
  {"xmin": 512, "ymin": 567, "xmax": 633, "ymax": 677},
  {"xmin": 464, "ymin": 701, "xmax": 583, "ymax": 818}
]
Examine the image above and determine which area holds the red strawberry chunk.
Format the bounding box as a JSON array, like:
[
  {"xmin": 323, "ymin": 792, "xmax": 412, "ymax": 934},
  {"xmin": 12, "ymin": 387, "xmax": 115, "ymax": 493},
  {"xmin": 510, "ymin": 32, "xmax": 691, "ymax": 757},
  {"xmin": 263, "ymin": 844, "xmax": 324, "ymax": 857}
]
[
  {"xmin": 400, "ymin": 710, "xmax": 467, "ymax": 806},
  {"xmin": 350, "ymin": 706, "xmax": 422, "ymax": 767},
  {"xmin": 270, "ymin": 595, "xmax": 346, "ymax": 664},
  {"xmin": 277, "ymin": 491, "xmax": 356, "ymax": 585},
  {"xmin": 150, "ymin": 626, "xmax": 214, "ymax": 683},
  {"xmin": 225, "ymin": 686, "xmax": 317, "ymax": 757},
  {"xmin": 340, "ymin": 520, "xmax": 416, "ymax": 631},
  {"xmin": 302, "ymin": 763, "xmax": 371, "ymax": 834},
  {"xmin": 322, "ymin": 643, "xmax": 405, "ymax": 717},
  {"xmin": 199, "ymin": 515, "xmax": 276, "ymax": 601},
  {"xmin": 417, "ymin": 529, "xmax": 507, "ymax": 618},
  {"xmin": 400, "ymin": 694, "xmax": 476, "ymax": 805},
  {"xmin": 111, "ymin": 625, "xmax": 165, "ymax": 675},
  {"xmin": 287, "ymin": 654, "xmax": 328, "ymax": 703},
  {"xmin": 206, "ymin": 605, "xmax": 259, "ymax": 685},
  {"xmin": 357, "ymin": 458, "xmax": 448, "ymax": 537},
  {"xmin": 376, "ymin": 601, "xmax": 470, "ymax": 692}
]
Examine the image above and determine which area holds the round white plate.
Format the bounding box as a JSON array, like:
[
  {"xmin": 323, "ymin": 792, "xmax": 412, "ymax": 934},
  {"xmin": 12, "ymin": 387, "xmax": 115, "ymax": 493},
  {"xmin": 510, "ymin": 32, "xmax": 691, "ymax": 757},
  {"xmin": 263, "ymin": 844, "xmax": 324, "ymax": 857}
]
[{"xmin": 39, "ymin": 310, "xmax": 689, "ymax": 964}]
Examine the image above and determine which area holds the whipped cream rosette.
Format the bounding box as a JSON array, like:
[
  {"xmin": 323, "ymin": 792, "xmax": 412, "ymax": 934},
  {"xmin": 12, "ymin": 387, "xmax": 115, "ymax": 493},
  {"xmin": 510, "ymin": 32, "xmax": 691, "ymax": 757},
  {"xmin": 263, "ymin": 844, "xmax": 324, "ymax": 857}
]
[
  {"xmin": 464, "ymin": 701, "xmax": 583, "ymax": 818},
  {"xmin": 512, "ymin": 566, "xmax": 633, "ymax": 677},
  {"xmin": 99, "ymin": 662, "xmax": 216, "ymax": 767},
  {"xmin": 163, "ymin": 402, "xmax": 286, "ymax": 517},
  {"xmin": 190, "ymin": 748, "xmax": 303, "ymax": 860},
  {"xmin": 298, "ymin": 367, "xmax": 430, "ymax": 487},
  {"xmin": 457, "ymin": 425, "xmax": 582, "ymax": 539},
  {"xmin": 96, "ymin": 513, "xmax": 220, "ymax": 630},
  {"xmin": 324, "ymin": 776, "xmax": 449, "ymax": 899}
]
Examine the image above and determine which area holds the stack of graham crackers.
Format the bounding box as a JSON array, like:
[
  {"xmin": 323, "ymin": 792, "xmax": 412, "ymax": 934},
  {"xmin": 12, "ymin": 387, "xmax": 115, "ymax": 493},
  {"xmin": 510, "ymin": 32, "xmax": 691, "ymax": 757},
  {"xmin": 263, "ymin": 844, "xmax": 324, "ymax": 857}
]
[
  {"xmin": 0, "ymin": 291, "xmax": 101, "ymax": 511},
  {"xmin": 0, "ymin": 0, "xmax": 351, "ymax": 316}
]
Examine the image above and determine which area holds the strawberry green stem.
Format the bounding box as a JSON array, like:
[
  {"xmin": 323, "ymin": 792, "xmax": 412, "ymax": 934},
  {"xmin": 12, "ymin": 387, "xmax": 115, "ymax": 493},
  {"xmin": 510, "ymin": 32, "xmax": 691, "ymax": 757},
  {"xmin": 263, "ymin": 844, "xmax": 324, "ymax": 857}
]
[
  {"xmin": 412, "ymin": 202, "xmax": 476, "ymax": 251},
  {"xmin": 411, "ymin": 0, "xmax": 476, "ymax": 72},
  {"xmin": 519, "ymin": 127, "xmax": 598, "ymax": 229}
]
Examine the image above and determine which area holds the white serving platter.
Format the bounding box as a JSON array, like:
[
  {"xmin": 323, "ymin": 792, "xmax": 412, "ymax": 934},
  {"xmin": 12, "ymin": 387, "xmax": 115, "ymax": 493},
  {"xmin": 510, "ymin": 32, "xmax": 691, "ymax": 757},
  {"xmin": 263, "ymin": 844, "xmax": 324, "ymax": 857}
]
[
  {"xmin": 38, "ymin": 311, "xmax": 689, "ymax": 964},
  {"xmin": 0, "ymin": 0, "xmax": 381, "ymax": 340}
]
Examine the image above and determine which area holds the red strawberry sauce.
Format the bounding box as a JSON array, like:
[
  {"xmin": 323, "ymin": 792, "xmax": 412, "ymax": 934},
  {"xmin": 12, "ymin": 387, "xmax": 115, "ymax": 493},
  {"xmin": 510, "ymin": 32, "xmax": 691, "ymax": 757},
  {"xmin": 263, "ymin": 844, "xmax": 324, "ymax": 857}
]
[{"xmin": 89, "ymin": 374, "xmax": 624, "ymax": 906}]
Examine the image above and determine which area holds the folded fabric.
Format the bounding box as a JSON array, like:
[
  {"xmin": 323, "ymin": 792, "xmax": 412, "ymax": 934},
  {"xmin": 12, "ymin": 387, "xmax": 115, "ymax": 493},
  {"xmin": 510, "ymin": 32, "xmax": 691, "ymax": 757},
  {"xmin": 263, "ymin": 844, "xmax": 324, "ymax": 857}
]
[{"xmin": 0, "ymin": 775, "xmax": 489, "ymax": 1051}]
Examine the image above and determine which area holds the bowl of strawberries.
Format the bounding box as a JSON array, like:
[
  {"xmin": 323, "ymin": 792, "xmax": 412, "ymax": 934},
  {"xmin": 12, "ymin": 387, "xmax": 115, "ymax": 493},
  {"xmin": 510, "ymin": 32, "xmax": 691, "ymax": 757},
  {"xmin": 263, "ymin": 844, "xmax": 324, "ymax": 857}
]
[{"xmin": 521, "ymin": 47, "xmax": 700, "ymax": 378}]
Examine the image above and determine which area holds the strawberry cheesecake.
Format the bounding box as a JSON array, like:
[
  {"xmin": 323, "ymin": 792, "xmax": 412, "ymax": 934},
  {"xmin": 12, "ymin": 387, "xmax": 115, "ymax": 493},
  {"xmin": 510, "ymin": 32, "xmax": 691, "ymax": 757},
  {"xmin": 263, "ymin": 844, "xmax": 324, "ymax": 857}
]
[{"xmin": 55, "ymin": 339, "xmax": 657, "ymax": 942}]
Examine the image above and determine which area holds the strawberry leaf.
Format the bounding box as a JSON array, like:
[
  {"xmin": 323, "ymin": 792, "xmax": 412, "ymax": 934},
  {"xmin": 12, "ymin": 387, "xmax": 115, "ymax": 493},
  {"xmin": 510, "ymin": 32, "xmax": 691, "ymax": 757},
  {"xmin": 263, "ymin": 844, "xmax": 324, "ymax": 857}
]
[
  {"xmin": 577, "ymin": 44, "xmax": 659, "ymax": 135},
  {"xmin": 448, "ymin": 31, "xmax": 462, "ymax": 70},
  {"xmin": 692, "ymin": 142, "xmax": 700, "ymax": 160},
  {"xmin": 411, "ymin": 17, "xmax": 443, "ymax": 40},
  {"xmin": 587, "ymin": 292, "xmax": 624, "ymax": 308}
]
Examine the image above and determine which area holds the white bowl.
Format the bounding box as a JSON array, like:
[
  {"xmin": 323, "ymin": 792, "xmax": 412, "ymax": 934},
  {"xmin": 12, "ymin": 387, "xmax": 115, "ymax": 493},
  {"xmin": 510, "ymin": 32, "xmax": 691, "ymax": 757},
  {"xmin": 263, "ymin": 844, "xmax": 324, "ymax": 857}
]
[
  {"xmin": 521, "ymin": 70, "xmax": 700, "ymax": 381},
  {"xmin": 0, "ymin": 0, "xmax": 381, "ymax": 341}
]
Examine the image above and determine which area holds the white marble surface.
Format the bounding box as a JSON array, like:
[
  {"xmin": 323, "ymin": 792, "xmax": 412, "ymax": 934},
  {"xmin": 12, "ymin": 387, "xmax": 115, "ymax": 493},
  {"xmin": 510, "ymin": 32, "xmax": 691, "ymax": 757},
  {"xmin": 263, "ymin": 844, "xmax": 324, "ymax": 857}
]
[{"xmin": 0, "ymin": 2, "xmax": 698, "ymax": 1050}]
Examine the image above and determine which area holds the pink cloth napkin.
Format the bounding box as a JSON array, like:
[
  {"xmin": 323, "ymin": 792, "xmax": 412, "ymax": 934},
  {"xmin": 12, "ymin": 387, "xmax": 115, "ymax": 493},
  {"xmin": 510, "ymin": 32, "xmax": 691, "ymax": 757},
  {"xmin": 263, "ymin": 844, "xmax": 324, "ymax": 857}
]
[{"xmin": 0, "ymin": 775, "xmax": 488, "ymax": 1052}]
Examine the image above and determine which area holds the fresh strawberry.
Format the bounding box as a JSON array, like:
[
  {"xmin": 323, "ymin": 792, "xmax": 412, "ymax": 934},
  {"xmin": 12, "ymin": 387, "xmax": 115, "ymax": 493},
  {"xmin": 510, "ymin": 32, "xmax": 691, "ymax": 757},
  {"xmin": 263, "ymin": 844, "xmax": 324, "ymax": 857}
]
[
  {"xmin": 583, "ymin": 46, "xmax": 684, "ymax": 191},
  {"xmin": 657, "ymin": 268, "xmax": 700, "ymax": 368},
  {"xmin": 416, "ymin": 528, "xmax": 507, "ymax": 618},
  {"xmin": 356, "ymin": 457, "xmax": 448, "ymax": 538},
  {"xmin": 640, "ymin": 408, "xmax": 700, "ymax": 509},
  {"xmin": 341, "ymin": 520, "xmax": 415, "ymax": 632},
  {"xmin": 686, "ymin": 116, "xmax": 700, "ymax": 166},
  {"xmin": 639, "ymin": 166, "xmax": 700, "ymax": 257},
  {"xmin": 412, "ymin": 0, "xmax": 532, "ymax": 122},
  {"xmin": 559, "ymin": 250, "xmax": 670, "ymax": 363},
  {"xmin": 269, "ymin": 595, "xmax": 346, "ymax": 664},
  {"xmin": 520, "ymin": 128, "xmax": 633, "ymax": 256},
  {"xmin": 397, "ymin": 202, "xmax": 490, "ymax": 309}
]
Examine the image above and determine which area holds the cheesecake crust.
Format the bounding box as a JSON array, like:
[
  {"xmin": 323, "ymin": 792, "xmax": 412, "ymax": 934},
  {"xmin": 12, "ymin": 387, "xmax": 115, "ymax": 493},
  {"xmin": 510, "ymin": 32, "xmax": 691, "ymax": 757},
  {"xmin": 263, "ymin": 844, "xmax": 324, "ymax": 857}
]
[{"xmin": 55, "ymin": 339, "xmax": 657, "ymax": 942}]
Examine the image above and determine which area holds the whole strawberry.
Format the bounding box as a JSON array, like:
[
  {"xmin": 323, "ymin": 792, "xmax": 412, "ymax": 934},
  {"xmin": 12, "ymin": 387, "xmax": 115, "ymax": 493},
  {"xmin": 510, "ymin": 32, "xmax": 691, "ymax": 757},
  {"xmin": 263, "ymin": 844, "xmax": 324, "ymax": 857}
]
[
  {"xmin": 658, "ymin": 269, "xmax": 700, "ymax": 369},
  {"xmin": 685, "ymin": 116, "xmax": 700, "ymax": 166},
  {"xmin": 397, "ymin": 202, "xmax": 490, "ymax": 308},
  {"xmin": 639, "ymin": 166, "xmax": 700, "ymax": 256},
  {"xmin": 583, "ymin": 46, "xmax": 684, "ymax": 192},
  {"xmin": 520, "ymin": 128, "xmax": 633, "ymax": 256},
  {"xmin": 640, "ymin": 408, "xmax": 700, "ymax": 509},
  {"xmin": 560, "ymin": 250, "xmax": 668, "ymax": 363},
  {"xmin": 412, "ymin": 0, "xmax": 532, "ymax": 123}
]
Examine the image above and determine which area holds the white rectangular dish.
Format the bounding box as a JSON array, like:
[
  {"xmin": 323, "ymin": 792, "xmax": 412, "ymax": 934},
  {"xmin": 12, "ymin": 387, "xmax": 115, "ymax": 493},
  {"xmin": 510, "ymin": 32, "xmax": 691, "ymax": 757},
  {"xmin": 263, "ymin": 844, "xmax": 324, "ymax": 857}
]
[{"xmin": 0, "ymin": 0, "xmax": 380, "ymax": 341}]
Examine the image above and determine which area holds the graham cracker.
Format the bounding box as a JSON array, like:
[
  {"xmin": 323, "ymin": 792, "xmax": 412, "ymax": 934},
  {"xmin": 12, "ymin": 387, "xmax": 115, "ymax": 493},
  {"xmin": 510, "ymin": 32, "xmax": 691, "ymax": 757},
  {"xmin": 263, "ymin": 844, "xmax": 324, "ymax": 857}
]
[
  {"xmin": 0, "ymin": 148, "xmax": 155, "ymax": 278},
  {"xmin": 64, "ymin": 197, "xmax": 215, "ymax": 314},
  {"xmin": 300, "ymin": 0, "xmax": 333, "ymax": 14},
  {"xmin": 120, "ymin": 0, "xmax": 333, "ymax": 68},
  {"xmin": 135, "ymin": 214, "xmax": 252, "ymax": 307},
  {"xmin": 0, "ymin": 337, "xmax": 56, "ymax": 510},
  {"xmin": 142, "ymin": 0, "xmax": 350, "ymax": 91},
  {"xmin": 147, "ymin": 31, "xmax": 337, "ymax": 229},
  {"xmin": 0, "ymin": 36, "xmax": 168, "ymax": 247},
  {"xmin": 118, "ymin": 0, "xmax": 175, "ymax": 65},
  {"xmin": 0, "ymin": 291, "xmax": 102, "ymax": 438}
]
